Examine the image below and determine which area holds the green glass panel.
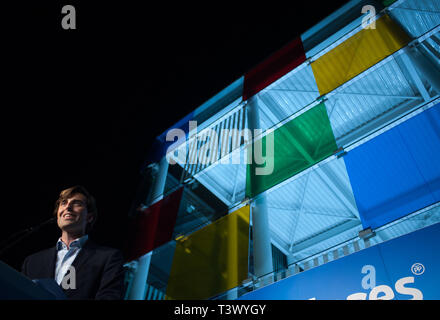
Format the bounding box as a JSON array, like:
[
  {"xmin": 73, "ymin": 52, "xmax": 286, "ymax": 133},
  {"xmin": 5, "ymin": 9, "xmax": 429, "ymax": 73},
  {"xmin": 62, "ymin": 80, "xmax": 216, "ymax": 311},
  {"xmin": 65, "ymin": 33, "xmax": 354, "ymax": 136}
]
[
  {"xmin": 165, "ymin": 205, "xmax": 250, "ymax": 300},
  {"xmin": 382, "ymin": 0, "xmax": 397, "ymax": 7},
  {"xmin": 246, "ymin": 103, "xmax": 338, "ymax": 198}
]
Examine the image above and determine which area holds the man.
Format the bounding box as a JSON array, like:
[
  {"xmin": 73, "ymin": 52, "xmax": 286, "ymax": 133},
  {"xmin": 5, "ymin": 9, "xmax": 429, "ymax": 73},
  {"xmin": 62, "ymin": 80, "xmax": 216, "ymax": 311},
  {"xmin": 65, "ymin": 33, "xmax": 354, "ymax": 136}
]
[{"xmin": 22, "ymin": 185, "xmax": 125, "ymax": 300}]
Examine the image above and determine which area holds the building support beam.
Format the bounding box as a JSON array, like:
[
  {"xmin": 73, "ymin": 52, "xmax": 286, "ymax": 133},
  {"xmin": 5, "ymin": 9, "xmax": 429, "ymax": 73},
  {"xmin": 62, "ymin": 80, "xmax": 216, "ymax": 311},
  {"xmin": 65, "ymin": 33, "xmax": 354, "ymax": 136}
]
[
  {"xmin": 405, "ymin": 42, "xmax": 440, "ymax": 94},
  {"xmin": 315, "ymin": 163, "xmax": 359, "ymax": 218},
  {"xmin": 290, "ymin": 219, "xmax": 361, "ymax": 255},
  {"xmin": 127, "ymin": 156, "xmax": 169, "ymax": 300},
  {"xmin": 127, "ymin": 252, "xmax": 152, "ymax": 300},
  {"xmin": 401, "ymin": 48, "xmax": 431, "ymax": 101},
  {"xmin": 247, "ymin": 96, "xmax": 274, "ymax": 278}
]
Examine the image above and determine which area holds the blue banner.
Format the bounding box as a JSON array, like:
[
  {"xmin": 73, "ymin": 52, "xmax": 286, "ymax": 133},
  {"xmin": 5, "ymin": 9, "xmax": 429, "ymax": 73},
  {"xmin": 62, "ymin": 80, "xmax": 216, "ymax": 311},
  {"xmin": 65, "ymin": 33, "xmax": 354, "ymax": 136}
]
[{"xmin": 239, "ymin": 222, "xmax": 440, "ymax": 300}]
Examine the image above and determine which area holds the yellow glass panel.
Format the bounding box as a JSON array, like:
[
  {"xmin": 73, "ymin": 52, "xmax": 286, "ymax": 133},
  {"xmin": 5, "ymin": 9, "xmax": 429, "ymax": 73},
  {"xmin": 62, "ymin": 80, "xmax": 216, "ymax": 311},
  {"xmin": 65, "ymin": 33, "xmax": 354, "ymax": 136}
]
[
  {"xmin": 311, "ymin": 14, "xmax": 410, "ymax": 96},
  {"xmin": 165, "ymin": 205, "xmax": 250, "ymax": 300}
]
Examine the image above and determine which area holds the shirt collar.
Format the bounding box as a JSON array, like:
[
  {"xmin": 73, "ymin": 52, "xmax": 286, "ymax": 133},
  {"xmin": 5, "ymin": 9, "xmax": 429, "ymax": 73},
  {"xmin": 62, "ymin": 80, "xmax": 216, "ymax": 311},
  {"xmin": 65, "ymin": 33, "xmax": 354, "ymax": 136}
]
[{"xmin": 56, "ymin": 234, "xmax": 88, "ymax": 250}]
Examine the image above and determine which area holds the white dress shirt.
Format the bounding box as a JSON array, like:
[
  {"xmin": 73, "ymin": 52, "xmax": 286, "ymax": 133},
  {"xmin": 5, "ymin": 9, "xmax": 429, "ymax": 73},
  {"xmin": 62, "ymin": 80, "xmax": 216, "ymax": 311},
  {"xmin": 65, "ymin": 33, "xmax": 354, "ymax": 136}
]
[{"xmin": 55, "ymin": 235, "xmax": 88, "ymax": 285}]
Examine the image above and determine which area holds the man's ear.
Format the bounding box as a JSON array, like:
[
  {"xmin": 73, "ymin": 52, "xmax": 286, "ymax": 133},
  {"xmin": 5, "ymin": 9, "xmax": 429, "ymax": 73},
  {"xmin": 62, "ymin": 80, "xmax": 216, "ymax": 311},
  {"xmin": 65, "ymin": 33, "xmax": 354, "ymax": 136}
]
[{"xmin": 87, "ymin": 212, "xmax": 94, "ymax": 223}]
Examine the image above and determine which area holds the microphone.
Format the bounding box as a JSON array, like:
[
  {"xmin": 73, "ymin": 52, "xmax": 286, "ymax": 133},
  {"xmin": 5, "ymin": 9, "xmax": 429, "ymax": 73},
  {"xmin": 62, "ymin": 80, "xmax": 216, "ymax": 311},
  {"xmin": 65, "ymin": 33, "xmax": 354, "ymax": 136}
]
[{"xmin": 0, "ymin": 217, "xmax": 57, "ymax": 257}]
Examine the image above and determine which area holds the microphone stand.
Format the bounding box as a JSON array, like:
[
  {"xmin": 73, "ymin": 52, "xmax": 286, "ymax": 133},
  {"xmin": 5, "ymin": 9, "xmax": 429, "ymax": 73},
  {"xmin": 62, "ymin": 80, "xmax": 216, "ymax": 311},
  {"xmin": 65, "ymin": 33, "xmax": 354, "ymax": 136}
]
[{"xmin": 0, "ymin": 217, "xmax": 57, "ymax": 258}]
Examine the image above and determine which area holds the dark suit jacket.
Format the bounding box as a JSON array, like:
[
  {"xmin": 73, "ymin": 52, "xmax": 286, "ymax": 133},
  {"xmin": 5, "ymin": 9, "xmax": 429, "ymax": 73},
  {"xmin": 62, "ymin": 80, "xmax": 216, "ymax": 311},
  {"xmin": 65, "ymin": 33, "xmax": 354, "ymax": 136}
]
[{"xmin": 21, "ymin": 239, "xmax": 125, "ymax": 300}]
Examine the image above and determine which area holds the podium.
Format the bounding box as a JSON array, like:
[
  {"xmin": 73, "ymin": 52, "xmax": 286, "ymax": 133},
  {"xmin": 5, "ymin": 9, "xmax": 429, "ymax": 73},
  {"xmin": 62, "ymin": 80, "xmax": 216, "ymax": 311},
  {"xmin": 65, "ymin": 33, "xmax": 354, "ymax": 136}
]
[{"xmin": 0, "ymin": 260, "xmax": 65, "ymax": 300}]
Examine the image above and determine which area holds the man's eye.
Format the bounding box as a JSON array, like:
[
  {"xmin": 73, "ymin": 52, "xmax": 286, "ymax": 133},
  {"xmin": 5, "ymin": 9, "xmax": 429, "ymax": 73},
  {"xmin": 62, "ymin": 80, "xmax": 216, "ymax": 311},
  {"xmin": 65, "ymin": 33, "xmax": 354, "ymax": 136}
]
[{"xmin": 72, "ymin": 201, "xmax": 85, "ymax": 207}]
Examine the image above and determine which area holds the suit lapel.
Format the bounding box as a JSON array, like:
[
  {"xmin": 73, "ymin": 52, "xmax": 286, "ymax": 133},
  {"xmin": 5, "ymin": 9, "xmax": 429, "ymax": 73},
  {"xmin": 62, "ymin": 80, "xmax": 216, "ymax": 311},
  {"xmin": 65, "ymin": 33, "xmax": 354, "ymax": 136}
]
[
  {"xmin": 47, "ymin": 246, "xmax": 57, "ymax": 279},
  {"xmin": 71, "ymin": 240, "xmax": 96, "ymax": 273}
]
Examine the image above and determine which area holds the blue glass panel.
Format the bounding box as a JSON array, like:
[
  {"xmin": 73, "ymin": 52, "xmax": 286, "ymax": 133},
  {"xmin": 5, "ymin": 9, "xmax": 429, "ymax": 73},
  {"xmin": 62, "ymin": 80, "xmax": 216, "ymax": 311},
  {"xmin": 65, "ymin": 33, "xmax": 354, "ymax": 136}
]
[
  {"xmin": 343, "ymin": 103, "xmax": 440, "ymax": 229},
  {"xmin": 143, "ymin": 111, "xmax": 195, "ymax": 166}
]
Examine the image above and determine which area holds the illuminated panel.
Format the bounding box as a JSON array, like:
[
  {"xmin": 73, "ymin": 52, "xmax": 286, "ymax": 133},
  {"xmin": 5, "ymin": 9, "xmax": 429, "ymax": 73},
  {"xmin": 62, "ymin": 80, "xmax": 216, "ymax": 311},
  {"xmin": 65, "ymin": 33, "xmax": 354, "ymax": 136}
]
[
  {"xmin": 246, "ymin": 103, "xmax": 338, "ymax": 198},
  {"xmin": 344, "ymin": 103, "xmax": 440, "ymax": 229},
  {"xmin": 243, "ymin": 37, "xmax": 306, "ymax": 100},
  {"xmin": 166, "ymin": 205, "xmax": 250, "ymax": 300},
  {"xmin": 142, "ymin": 113, "xmax": 195, "ymax": 167},
  {"xmin": 125, "ymin": 188, "xmax": 184, "ymax": 261},
  {"xmin": 311, "ymin": 14, "xmax": 410, "ymax": 96}
]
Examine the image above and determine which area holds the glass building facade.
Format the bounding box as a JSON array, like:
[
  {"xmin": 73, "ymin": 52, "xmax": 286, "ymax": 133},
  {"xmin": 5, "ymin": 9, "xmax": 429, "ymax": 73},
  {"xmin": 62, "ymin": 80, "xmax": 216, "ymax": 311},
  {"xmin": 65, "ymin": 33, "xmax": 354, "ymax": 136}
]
[{"xmin": 123, "ymin": 0, "xmax": 440, "ymax": 300}]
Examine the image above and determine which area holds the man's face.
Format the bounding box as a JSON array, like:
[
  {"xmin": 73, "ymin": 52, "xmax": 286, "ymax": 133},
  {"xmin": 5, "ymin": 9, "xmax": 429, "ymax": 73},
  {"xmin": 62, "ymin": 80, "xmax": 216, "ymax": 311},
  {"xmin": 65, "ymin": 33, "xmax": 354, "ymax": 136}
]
[{"xmin": 57, "ymin": 193, "xmax": 92, "ymax": 234}]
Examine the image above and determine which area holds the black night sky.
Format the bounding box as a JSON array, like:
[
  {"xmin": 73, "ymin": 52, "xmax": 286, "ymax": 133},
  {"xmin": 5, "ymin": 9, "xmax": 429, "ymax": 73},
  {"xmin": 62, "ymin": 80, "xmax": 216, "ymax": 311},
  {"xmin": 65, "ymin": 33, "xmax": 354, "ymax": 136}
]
[{"xmin": 3, "ymin": 1, "xmax": 351, "ymax": 271}]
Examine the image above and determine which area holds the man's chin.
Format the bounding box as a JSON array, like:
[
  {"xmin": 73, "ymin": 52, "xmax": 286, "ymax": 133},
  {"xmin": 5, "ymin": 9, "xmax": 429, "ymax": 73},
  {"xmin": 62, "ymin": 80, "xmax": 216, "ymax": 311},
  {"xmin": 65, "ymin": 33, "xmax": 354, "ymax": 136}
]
[{"xmin": 60, "ymin": 223, "xmax": 83, "ymax": 233}]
